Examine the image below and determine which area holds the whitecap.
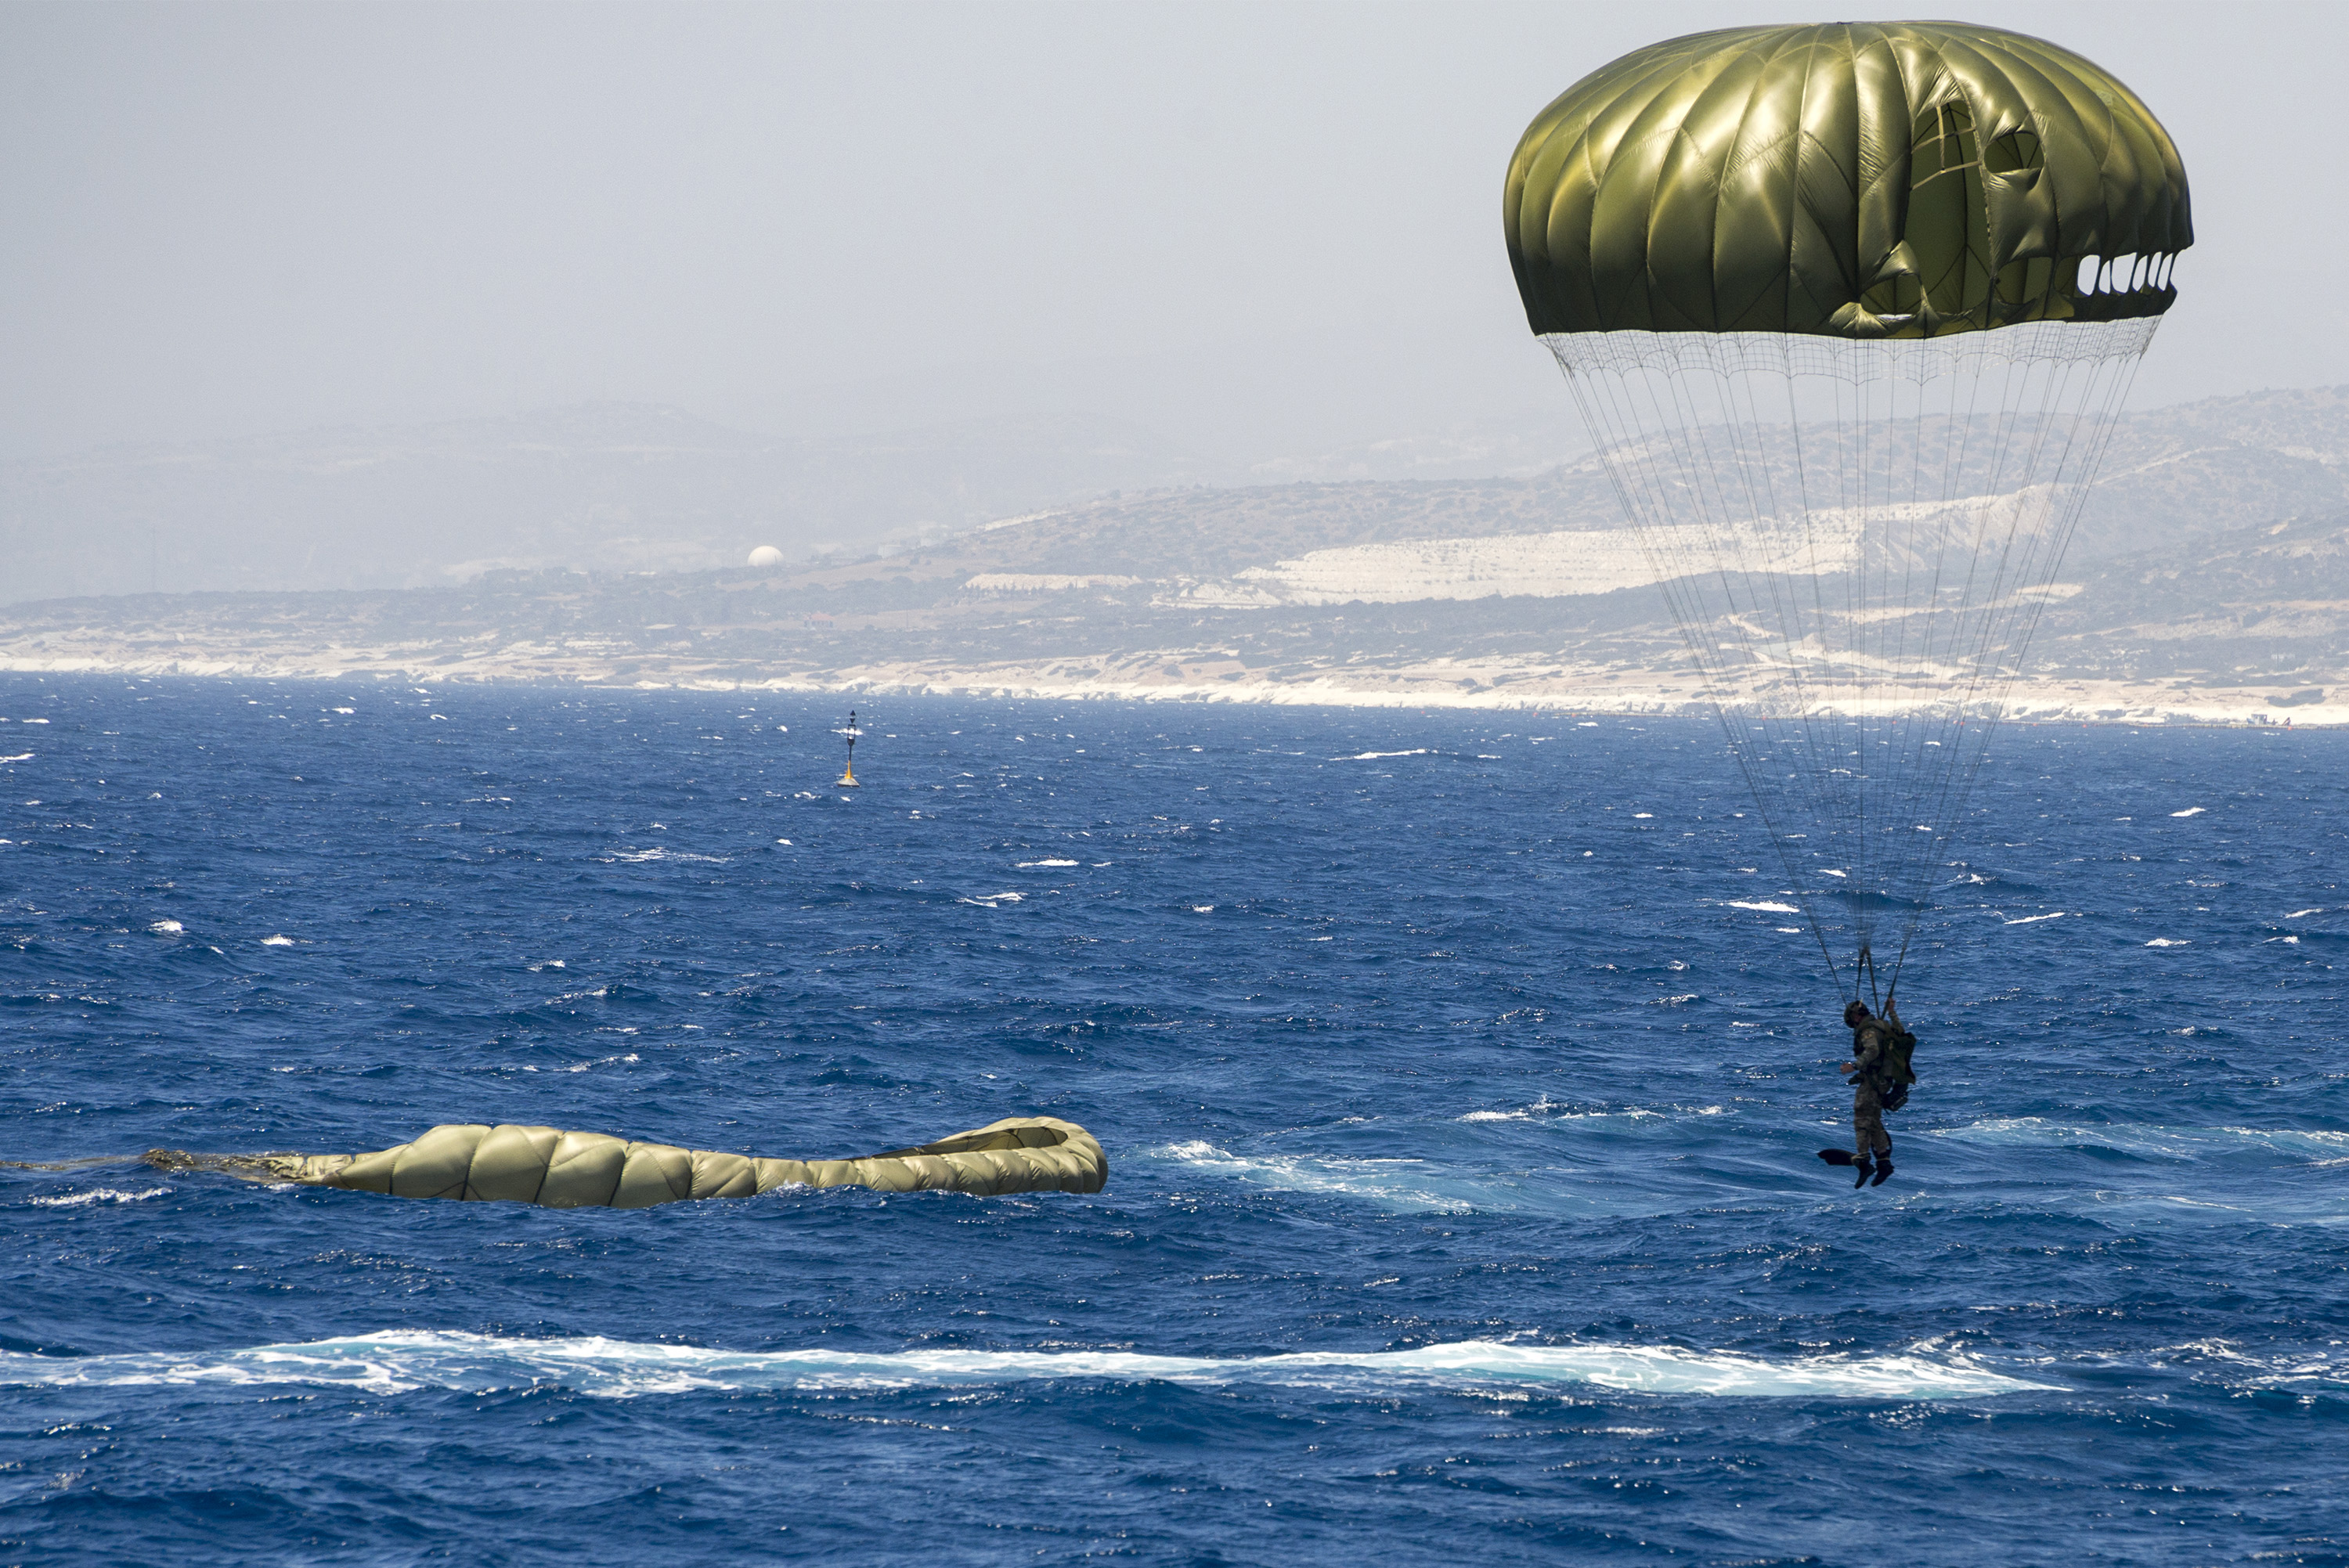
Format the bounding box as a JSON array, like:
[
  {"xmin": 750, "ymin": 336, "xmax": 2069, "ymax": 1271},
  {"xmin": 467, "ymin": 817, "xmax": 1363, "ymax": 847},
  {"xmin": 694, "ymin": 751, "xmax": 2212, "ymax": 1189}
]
[
  {"xmin": 28, "ymin": 1187, "xmax": 172, "ymax": 1209},
  {"xmin": 261, "ymin": 935, "xmax": 294, "ymax": 946},
  {"xmin": 150, "ymin": 920, "xmax": 184, "ymax": 935},
  {"xmin": 1335, "ymin": 750, "xmax": 1429, "ymax": 761},
  {"xmin": 562, "ymin": 1052, "xmax": 640, "ymax": 1073},
  {"xmin": 959, "ymin": 892, "xmax": 1025, "ymax": 908},
  {"xmin": 1016, "ymin": 860, "xmax": 1079, "ymax": 867},
  {"xmin": 1726, "ymin": 900, "xmax": 1799, "ymax": 914},
  {"xmin": 1935, "ymin": 1119, "xmax": 2349, "ymax": 1166},
  {"xmin": 0, "ymin": 1329, "xmax": 2055, "ymax": 1401},
  {"xmin": 1458, "ymin": 1103, "xmax": 1659, "ymax": 1126},
  {"xmin": 2145, "ymin": 938, "xmax": 2190, "ymax": 947},
  {"xmin": 2285, "ymin": 908, "xmax": 2322, "ymax": 919},
  {"xmin": 0, "ymin": 752, "xmax": 33, "ymax": 764},
  {"xmin": 1460, "ymin": 1096, "xmax": 1574, "ymax": 1123},
  {"xmin": 2003, "ymin": 913, "xmax": 2067, "ymax": 925},
  {"xmin": 1148, "ymin": 1139, "xmax": 1475, "ymax": 1213},
  {"xmin": 2170, "ymin": 807, "xmax": 2206, "ymax": 818}
]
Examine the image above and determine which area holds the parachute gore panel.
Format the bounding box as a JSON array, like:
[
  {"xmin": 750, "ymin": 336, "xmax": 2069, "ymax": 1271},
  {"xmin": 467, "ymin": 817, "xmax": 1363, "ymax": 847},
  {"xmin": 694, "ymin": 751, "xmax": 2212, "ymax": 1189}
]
[
  {"xmin": 1506, "ymin": 22, "xmax": 2192, "ymax": 339},
  {"xmin": 147, "ymin": 1116, "xmax": 1108, "ymax": 1204}
]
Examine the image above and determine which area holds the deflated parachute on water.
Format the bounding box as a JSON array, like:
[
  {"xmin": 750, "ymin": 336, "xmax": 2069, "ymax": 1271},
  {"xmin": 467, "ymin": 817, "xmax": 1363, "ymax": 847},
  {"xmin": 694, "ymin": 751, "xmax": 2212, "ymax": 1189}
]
[{"xmin": 146, "ymin": 1116, "xmax": 1106, "ymax": 1206}]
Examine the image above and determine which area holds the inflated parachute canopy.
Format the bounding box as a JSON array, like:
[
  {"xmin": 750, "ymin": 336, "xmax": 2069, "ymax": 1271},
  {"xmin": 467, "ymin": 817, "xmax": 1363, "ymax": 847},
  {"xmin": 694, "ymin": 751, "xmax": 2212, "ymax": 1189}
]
[
  {"xmin": 1505, "ymin": 22, "xmax": 2192, "ymax": 339},
  {"xmin": 146, "ymin": 1116, "xmax": 1106, "ymax": 1206}
]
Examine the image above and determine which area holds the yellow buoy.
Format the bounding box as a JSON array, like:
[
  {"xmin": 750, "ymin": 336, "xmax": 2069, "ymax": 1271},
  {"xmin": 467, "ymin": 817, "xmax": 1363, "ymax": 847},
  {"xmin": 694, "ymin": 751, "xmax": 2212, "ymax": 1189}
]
[{"xmin": 836, "ymin": 708, "xmax": 862, "ymax": 788}]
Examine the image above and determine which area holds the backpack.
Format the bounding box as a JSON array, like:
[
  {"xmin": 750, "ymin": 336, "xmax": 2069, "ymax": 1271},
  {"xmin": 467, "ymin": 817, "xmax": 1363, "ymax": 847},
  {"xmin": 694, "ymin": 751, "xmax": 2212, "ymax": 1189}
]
[
  {"xmin": 1849, "ymin": 1020, "xmax": 1918, "ymax": 1112},
  {"xmin": 1877, "ymin": 1028, "xmax": 1918, "ymax": 1112}
]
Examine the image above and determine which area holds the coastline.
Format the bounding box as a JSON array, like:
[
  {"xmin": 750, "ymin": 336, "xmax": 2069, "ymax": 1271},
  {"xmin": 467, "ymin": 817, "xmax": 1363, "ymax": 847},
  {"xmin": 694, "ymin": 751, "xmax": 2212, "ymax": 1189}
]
[{"xmin": 2, "ymin": 638, "xmax": 2337, "ymax": 727}]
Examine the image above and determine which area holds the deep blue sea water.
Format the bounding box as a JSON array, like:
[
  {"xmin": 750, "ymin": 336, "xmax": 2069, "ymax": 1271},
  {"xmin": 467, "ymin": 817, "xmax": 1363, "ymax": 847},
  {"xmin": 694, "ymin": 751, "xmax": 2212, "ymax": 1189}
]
[{"xmin": 2, "ymin": 672, "xmax": 2343, "ymax": 1566}]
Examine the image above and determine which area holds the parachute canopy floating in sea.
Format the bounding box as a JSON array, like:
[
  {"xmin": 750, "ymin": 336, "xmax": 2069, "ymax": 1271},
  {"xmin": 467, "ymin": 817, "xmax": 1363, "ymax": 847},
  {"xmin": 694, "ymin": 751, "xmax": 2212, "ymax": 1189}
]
[
  {"xmin": 146, "ymin": 1116, "xmax": 1107, "ymax": 1206},
  {"xmin": 1506, "ymin": 23, "xmax": 2188, "ymax": 993}
]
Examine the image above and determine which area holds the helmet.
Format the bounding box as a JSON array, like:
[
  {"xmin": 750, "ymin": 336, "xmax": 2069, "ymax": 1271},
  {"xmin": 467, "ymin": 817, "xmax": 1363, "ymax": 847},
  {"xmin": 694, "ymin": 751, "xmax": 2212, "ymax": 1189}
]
[{"xmin": 1843, "ymin": 1000, "xmax": 1872, "ymax": 1028}]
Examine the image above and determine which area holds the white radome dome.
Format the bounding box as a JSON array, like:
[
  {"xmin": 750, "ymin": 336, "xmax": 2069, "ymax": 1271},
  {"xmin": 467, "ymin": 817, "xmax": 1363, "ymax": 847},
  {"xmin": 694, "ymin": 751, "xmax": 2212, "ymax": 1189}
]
[{"xmin": 747, "ymin": 545, "xmax": 785, "ymax": 568}]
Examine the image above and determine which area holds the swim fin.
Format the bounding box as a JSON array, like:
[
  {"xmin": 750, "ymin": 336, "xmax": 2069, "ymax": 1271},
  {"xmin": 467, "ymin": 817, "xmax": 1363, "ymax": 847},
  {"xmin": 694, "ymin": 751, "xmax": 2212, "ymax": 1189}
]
[
  {"xmin": 1817, "ymin": 1149, "xmax": 1858, "ymax": 1166},
  {"xmin": 1871, "ymin": 1158, "xmax": 1894, "ymax": 1187}
]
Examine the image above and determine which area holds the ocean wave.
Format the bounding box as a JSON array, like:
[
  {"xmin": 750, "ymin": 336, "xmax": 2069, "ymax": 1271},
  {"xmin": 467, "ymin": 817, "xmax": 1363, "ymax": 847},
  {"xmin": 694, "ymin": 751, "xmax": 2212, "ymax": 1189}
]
[
  {"xmin": 1146, "ymin": 1140, "xmax": 1481, "ymax": 1213},
  {"xmin": 1460, "ymin": 1095, "xmax": 1571, "ymax": 1123},
  {"xmin": 0, "ymin": 1330, "xmax": 2055, "ymax": 1401},
  {"xmin": 560, "ymin": 1051, "xmax": 640, "ymax": 1073},
  {"xmin": 27, "ymin": 1186, "xmax": 173, "ymax": 1208},
  {"xmin": 1935, "ymin": 1118, "xmax": 2349, "ymax": 1164},
  {"xmin": 1456, "ymin": 1099, "xmax": 1666, "ymax": 1126}
]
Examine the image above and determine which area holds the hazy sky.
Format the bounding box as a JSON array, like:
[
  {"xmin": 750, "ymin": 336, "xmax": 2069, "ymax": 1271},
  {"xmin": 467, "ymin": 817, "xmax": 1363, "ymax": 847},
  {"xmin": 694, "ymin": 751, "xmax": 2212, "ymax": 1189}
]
[{"xmin": 4, "ymin": 1, "xmax": 2341, "ymax": 464}]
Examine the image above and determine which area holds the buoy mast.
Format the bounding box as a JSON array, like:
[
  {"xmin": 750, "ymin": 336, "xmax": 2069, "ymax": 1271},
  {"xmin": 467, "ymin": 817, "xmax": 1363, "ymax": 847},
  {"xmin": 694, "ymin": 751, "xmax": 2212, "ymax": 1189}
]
[{"xmin": 836, "ymin": 708, "xmax": 861, "ymax": 788}]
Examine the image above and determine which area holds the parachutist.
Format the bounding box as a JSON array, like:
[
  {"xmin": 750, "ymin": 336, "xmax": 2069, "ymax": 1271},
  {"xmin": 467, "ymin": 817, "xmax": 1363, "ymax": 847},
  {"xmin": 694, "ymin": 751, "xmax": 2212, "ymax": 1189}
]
[{"xmin": 1820, "ymin": 999, "xmax": 1914, "ymax": 1187}]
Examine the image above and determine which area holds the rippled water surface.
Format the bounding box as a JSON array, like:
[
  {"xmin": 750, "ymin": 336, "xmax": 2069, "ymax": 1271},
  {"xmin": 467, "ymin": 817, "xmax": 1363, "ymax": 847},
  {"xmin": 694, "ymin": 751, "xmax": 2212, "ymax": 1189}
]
[{"xmin": 2, "ymin": 675, "xmax": 2344, "ymax": 1564}]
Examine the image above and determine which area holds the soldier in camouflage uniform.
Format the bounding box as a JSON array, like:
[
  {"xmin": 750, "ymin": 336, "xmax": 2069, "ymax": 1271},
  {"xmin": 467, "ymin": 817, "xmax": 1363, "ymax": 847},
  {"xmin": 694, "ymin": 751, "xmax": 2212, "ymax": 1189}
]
[{"xmin": 1840, "ymin": 999, "xmax": 1898, "ymax": 1188}]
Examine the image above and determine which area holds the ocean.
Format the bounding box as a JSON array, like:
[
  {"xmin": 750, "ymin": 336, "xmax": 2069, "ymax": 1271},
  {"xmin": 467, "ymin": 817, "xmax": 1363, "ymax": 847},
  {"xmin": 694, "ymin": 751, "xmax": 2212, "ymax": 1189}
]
[{"xmin": 2, "ymin": 674, "xmax": 2342, "ymax": 1565}]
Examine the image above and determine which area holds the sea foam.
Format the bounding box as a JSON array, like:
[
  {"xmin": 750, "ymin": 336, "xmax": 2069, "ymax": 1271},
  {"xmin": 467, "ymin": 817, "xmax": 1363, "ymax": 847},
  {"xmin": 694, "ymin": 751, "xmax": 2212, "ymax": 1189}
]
[{"xmin": 0, "ymin": 1330, "xmax": 2055, "ymax": 1401}]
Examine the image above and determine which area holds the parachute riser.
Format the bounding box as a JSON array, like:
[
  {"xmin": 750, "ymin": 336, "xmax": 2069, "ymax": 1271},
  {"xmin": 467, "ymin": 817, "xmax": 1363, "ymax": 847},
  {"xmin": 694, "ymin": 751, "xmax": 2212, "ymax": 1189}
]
[{"xmin": 1854, "ymin": 944, "xmax": 1892, "ymax": 1015}]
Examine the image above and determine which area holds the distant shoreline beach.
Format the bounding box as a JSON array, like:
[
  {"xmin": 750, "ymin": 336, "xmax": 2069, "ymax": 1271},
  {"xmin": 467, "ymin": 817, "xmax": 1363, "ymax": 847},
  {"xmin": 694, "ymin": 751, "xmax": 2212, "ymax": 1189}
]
[{"xmin": 1, "ymin": 643, "xmax": 2336, "ymax": 729}]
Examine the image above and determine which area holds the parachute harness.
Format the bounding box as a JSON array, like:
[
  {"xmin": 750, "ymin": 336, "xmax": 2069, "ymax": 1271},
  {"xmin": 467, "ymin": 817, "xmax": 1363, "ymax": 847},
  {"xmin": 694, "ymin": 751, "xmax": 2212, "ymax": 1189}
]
[{"xmin": 1550, "ymin": 322, "xmax": 2152, "ymax": 991}]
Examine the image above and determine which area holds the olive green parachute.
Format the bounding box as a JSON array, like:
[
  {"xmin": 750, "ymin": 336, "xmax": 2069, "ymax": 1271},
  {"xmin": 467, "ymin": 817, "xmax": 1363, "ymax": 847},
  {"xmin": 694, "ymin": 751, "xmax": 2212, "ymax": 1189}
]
[
  {"xmin": 1503, "ymin": 22, "xmax": 2192, "ymax": 997},
  {"xmin": 1506, "ymin": 22, "xmax": 2192, "ymax": 339},
  {"xmin": 145, "ymin": 1116, "xmax": 1105, "ymax": 1206}
]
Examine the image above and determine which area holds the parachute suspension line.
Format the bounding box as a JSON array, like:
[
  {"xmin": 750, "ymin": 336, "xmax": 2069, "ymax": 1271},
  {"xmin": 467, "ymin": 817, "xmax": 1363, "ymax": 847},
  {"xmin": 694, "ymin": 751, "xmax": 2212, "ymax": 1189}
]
[
  {"xmin": 1553, "ymin": 345, "xmax": 1848, "ymax": 989},
  {"xmin": 1734, "ymin": 353, "xmax": 1856, "ymax": 927},
  {"xmin": 1561, "ymin": 338, "xmax": 1857, "ymax": 974},
  {"xmin": 1875, "ymin": 326, "xmax": 2155, "ymax": 988},
  {"xmin": 1546, "ymin": 320, "xmax": 2160, "ymax": 991},
  {"xmin": 1560, "ymin": 359, "xmax": 1851, "ymax": 990},
  {"xmin": 1876, "ymin": 328, "xmax": 2154, "ymax": 993},
  {"xmin": 1885, "ymin": 333, "xmax": 2151, "ymax": 993},
  {"xmin": 1560, "ymin": 342, "xmax": 1853, "ymax": 983}
]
